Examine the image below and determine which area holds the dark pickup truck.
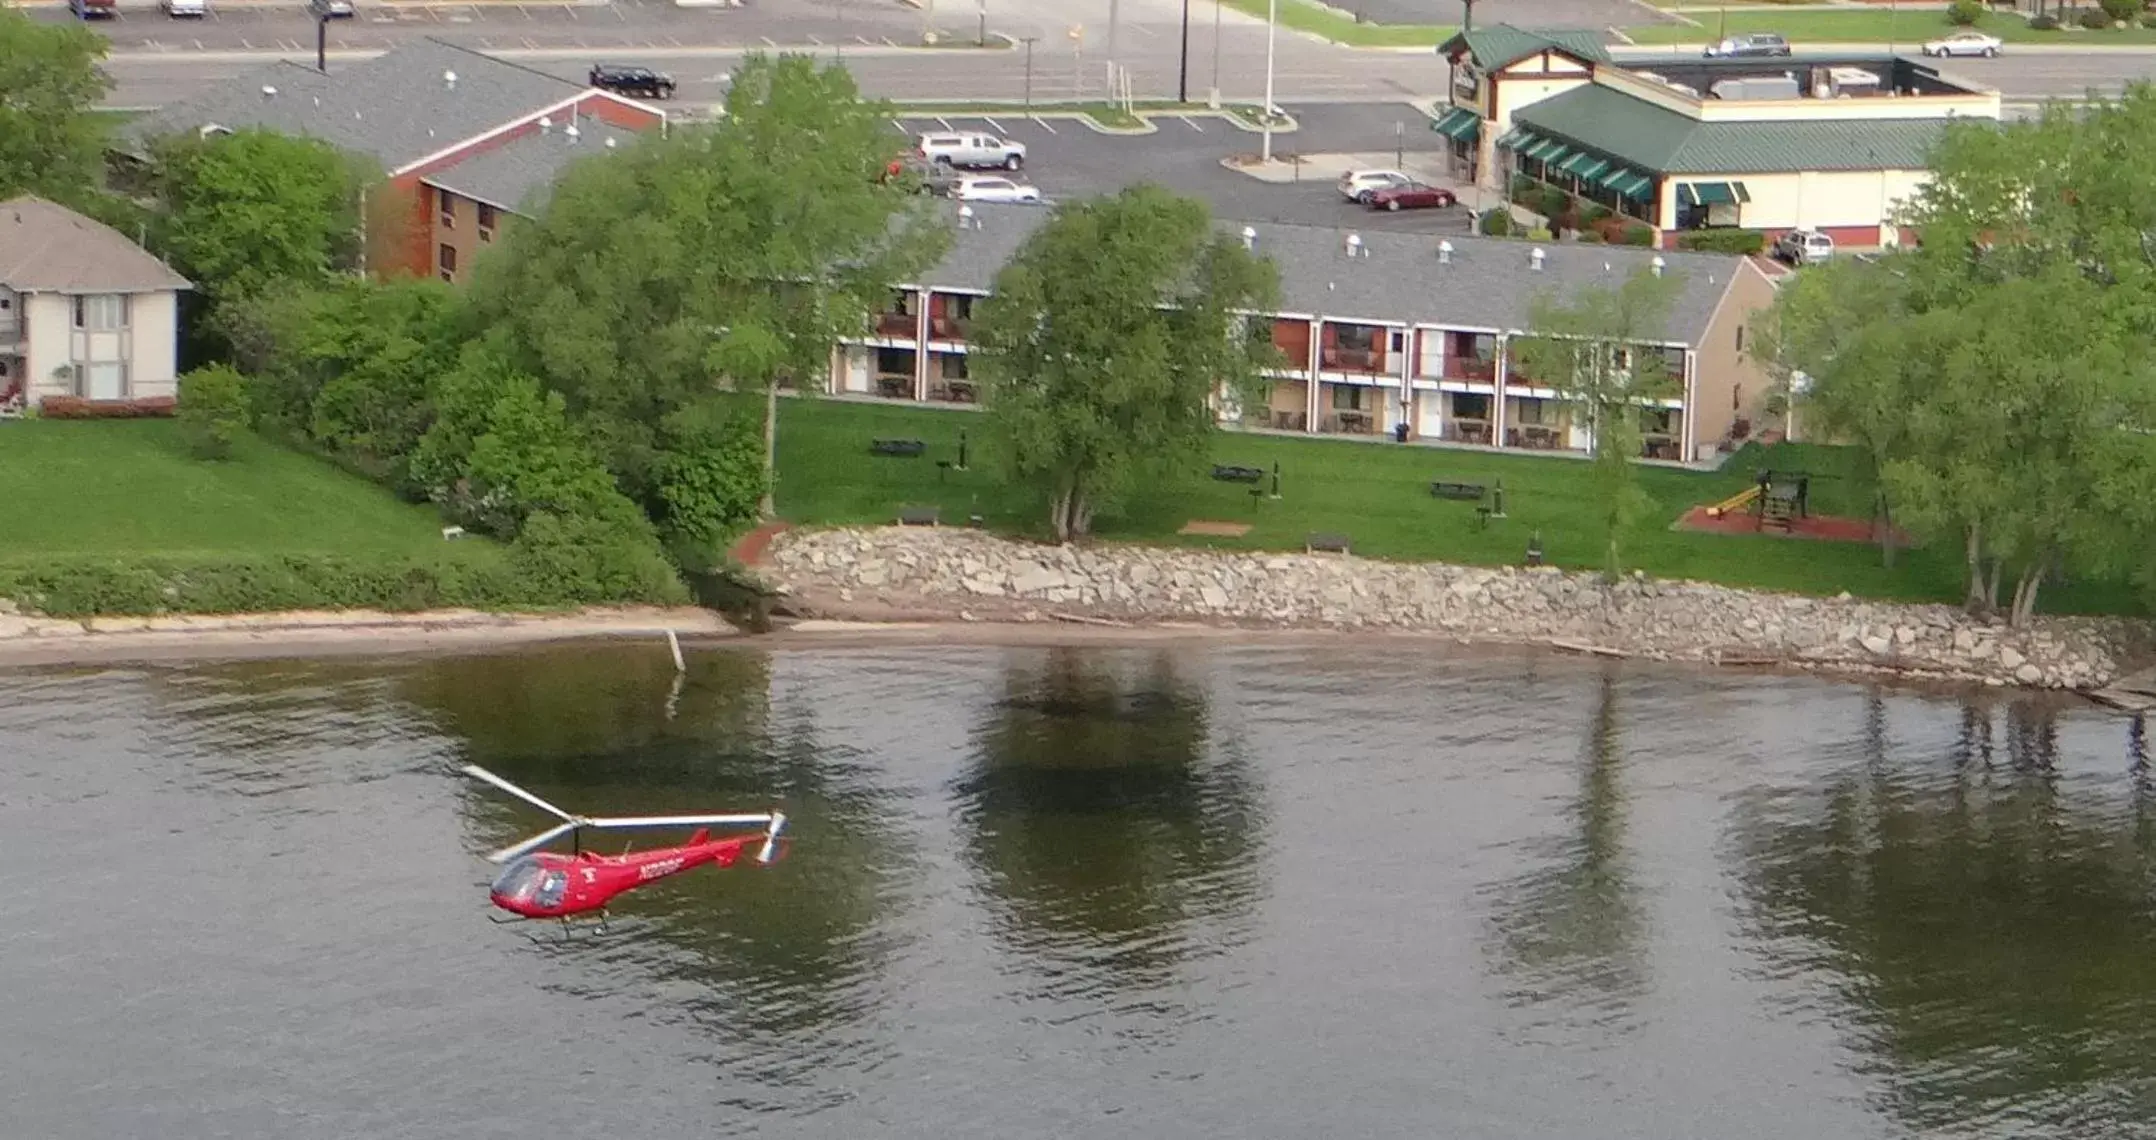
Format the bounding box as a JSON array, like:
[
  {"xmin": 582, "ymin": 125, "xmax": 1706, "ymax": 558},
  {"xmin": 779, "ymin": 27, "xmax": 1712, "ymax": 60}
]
[{"xmin": 589, "ymin": 64, "xmax": 676, "ymax": 100}]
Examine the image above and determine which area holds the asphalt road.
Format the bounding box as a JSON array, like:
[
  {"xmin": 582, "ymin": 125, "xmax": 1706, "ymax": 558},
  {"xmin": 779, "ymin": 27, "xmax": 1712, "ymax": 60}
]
[
  {"xmin": 52, "ymin": 0, "xmax": 2156, "ymax": 108},
  {"xmin": 896, "ymin": 101, "xmax": 1479, "ymax": 234}
]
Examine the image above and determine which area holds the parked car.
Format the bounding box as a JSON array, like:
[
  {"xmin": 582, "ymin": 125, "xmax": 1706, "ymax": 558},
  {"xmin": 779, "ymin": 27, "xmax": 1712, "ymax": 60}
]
[
  {"xmin": 1921, "ymin": 30, "xmax": 2002, "ymax": 57},
  {"xmin": 588, "ymin": 64, "xmax": 676, "ymax": 100},
  {"xmin": 1366, "ymin": 183, "xmax": 1457, "ymax": 212},
  {"xmin": 1338, "ymin": 169, "xmax": 1413, "ymax": 204},
  {"xmin": 308, "ymin": 0, "xmax": 354, "ymax": 18},
  {"xmin": 1703, "ymin": 32, "xmax": 1792, "ymax": 58},
  {"xmin": 164, "ymin": 0, "xmax": 208, "ymax": 15},
  {"xmin": 883, "ymin": 154, "xmax": 961, "ymax": 197},
  {"xmin": 68, "ymin": 0, "xmax": 116, "ymax": 18},
  {"xmin": 953, "ymin": 176, "xmax": 1042, "ymax": 205},
  {"xmin": 917, "ymin": 133, "xmax": 1027, "ymax": 171},
  {"xmin": 1773, "ymin": 228, "xmax": 1835, "ymax": 266}
]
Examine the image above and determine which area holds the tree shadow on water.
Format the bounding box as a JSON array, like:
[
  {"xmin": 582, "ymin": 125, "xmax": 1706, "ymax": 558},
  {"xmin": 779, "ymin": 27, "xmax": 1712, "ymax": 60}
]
[
  {"xmin": 952, "ymin": 648, "xmax": 1268, "ymax": 1032},
  {"xmin": 1731, "ymin": 692, "xmax": 2156, "ymax": 1137},
  {"xmin": 1477, "ymin": 668, "xmax": 1651, "ymax": 1037}
]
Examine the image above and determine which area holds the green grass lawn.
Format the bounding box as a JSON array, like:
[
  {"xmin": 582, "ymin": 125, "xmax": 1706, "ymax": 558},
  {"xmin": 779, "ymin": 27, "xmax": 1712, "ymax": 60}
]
[
  {"xmin": 1216, "ymin": 0, "xmax": 1455, "ymax": 47},
  {"xmin": 1628, "ymin": 10, "xmax": 2156, "ymax": 45},
  {"xmin": 0, "ymin": 419, "xmax": 504, "ymax": 565},
  {"xmin": 773, "ymin": 398, "xmax": 2146, "ymax": 614}
]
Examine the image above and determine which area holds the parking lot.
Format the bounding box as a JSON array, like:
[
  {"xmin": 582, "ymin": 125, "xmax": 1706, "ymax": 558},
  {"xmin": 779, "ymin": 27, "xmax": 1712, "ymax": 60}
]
[{"xmin": 892, "ymin": 102, "xmax": 1483, "ymax": 235}]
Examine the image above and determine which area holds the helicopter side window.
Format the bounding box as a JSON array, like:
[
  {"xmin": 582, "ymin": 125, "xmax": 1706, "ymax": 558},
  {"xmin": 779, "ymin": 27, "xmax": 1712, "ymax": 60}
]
[{"xmin": 533, "ymin": 870, "xmax": 568, "ymax": 909}]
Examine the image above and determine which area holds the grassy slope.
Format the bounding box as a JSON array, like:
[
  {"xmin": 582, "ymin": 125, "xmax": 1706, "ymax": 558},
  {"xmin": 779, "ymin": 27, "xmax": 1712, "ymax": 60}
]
[
  {"xmin": 1216, "ymin": 0, "xmax": 1454, "ymax": 46},
  {"xmin": 0, "ymin": 420, "xmax": 503, "ymax": 564},
  {"xmin": 773, "ymin": 399, "xmax": 2144, "ymax": 615}
]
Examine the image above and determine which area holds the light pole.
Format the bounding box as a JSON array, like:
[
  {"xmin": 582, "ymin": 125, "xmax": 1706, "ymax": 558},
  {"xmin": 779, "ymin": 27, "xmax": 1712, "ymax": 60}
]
[
  {"xmin": 1209, "ymin": 0, "xmax": 1223, "ymax": 107},
  {"xmin": 1260, "ymin": 0, "xmax": 1278, "ymax": 162},
  {"xmin": 1108, "ymin": 0, "xmax": 1120, "ymax": 91},
  {"xmin": 1022, "ymin": 35, "xmax": 1037, "ymax": 113},
  {"xmin": 314, "ymin": 6, "xmax": 329, "ymax": 72},
  {"xmin": 977, "ymin": 0, "xmax": 986, "ymax": 46},
  {"xmin": 1177, "ymin": 0, "xmax": 1191, "ymax": 103}
]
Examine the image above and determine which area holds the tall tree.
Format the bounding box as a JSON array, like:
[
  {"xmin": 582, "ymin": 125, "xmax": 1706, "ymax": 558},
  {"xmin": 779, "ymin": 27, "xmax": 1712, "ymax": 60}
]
[
  {"xmin": 1751, "ymin": 256, "xmax": 1921, "ymax": 567},
  {"xmin": 1511, "ymin": 266, "xmax": 1680, "ymax": 581},
  {"xmin": 472, "ymin": 52, "xmax": 947, "ymax": 532},
  {"xmin": 0, "ymin": 9, "xmax": 110, "ymax": 202},
  {"xmin": 150, "ymin": 128, "xmax": 367, "ymax": 302},
  {"xmin": 969, "ymin": 184, "xmax": 1280, "ymax": 543}
]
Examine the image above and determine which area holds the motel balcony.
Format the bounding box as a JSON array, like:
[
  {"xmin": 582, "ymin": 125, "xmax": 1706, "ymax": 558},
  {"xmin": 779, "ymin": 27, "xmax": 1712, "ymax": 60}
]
[
  {"xmin": 1319, "ymin": 342, "xmax": 1389, "ymax": 375},
  {"xmin": 874, "ymin": 311, "xmax": 918, "ymax": 339},
  {"xmin": 1440, "ymin": 356, "xmax": 1497, "ymax": 383},
  {"xmin": 927, "ymin": 294, "xmax": 977, "ymax": 343},
  {"xmin": 1438, "ymin": 419, "xmax": 1494, "ymax": 445}
]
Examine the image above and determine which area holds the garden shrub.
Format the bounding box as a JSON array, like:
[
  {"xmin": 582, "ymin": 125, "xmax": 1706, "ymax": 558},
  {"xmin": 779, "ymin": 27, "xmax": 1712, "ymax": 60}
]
[
  {"xmin": 0, "ymin": 553, "xmax": 538, "ymax": 617},
  {"xmin": 1946, "ymin": 0, "xmax": 1985, "ymax": 24},
  {"xmin": 177, "ymin": 364, "xmax": 251, "ymax": 460},
  {"xmin": 1526, "ymin": 225, "xmax": 1554, "ymax": 241},
  {"xmin": 509, "ymin": 511, "xmax": 689, "ymax": 607},
  {"xmin": 2029, "ymin": 13, "xmax": 2060, "ymax": 28},
  {"xmin": 2098, "ymin": 0, "xmax": 2138, "ymax": 19},
  {"xmin": 1576, "ymin": 229, "xmax": 1606, "ymax": 244},
  {"xmin": 39, "ymin": 395, "xmax": 177, "ymax": 419},
  {"xmin": 1619, "ymin": 223, "xmax": 1656, "ymax": 247},
  {"xmin": 2078, "ymin": 7, "xmax": 2113, "ymax": 27},
  {"xmin": 1479, "ymin": 209, "xmax": 1515, "ymax": 236},
  {"xmin": 1676, "ymin": 228, "xmax": 1767, "ymax": 255}
]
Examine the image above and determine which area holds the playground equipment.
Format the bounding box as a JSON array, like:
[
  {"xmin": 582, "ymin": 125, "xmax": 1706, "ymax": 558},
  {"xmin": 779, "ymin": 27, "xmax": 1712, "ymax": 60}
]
[{"xmin": 1704, "ymin": 485, "xmax": 1761, "ymax": 519}]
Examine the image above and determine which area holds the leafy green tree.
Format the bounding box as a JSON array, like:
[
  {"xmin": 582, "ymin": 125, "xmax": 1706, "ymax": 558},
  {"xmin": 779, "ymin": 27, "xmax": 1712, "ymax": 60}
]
[
  {"xmin": 1751, "ymin": 257, "xmax": 1921, "ymax": 567},
  {"xmin": 1511, "ymin": 266, "xmax": 1680, "ymax": 581},
  {"xmin": 0, "ymin": 9, "xmax": 110, "ymax": 202},
  {"xmin": 656, "ymin": 398, "xmax": 769, "ymax": 564},
  {"xmin": 150, "ymin": 128, "xmax": 367, "ymax": 302},
  {"xmin": 473, "ymin": 52, "xmax": 946, "ymax": 525},
  {"xmin": 968, "ymin": 185, "xmax": 1280, "ymax": 543}
]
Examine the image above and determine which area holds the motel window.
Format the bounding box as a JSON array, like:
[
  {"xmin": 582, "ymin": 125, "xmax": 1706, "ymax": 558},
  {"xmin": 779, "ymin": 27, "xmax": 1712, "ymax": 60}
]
[
  {"xmin": 478, "ymin": 202, "xmax": 498, "ymax": 232},
  {"xmin": 942, "ymin": 353, "xmax": 969, "ymax": 380},
  {"xmin": 1642, "ymin": 408, "xmax": 1676, "ymax": 435},
  {"xmin": 1334, "ymin": 324, "xmax": 1375, "ymax": 351},
  {"xmin": 1330, "ymin": 385, "xmax": 1367, "ymax": 411},
  {"xmin": 1735, "ymin": 325, "xmax": 1746, "ymax": 352},
  {"xmin": 945, "ymin": 295, "xmax": 975, "ymax": 321},
  {"xmin": 438, "ymin": 243, "xmax": 457, "ymax": 282},
  {"xmin": 72, "ymin": 294, "xmax": 128, "ymax": 330},
  {"xmin": 1453, "ymin": 393, "xmax": 1491, "ymax": 421},
  {"xmin": 1515, "ymin": 399, "xmax": 1546, "ymax": 425},
  {"xmin": 439, "ymin": 189, "xmax": 455, "ymax": 229},
  {"xmin": 875, "ymin": 347, "xmax": 912, "ymax": 374}
]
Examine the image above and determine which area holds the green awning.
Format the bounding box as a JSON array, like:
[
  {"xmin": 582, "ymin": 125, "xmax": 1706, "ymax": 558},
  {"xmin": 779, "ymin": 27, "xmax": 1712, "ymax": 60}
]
[
  {"xmin": 1533, "ymin": 142, "xmax": 1576, "ymax": 167},
  {"xmin": 1607, "ymin": 170, "xmax": 1655, "ymax": 199},
  {"xmin": 1430, "ymin": 106, "xmax": 1482, "ymax": 142},
  {"xmin": 1495, "ymin": 126, "xmax": 1529, "ymax": 149},
  {"xmin": 1522, "ymin": 137, "xmax": 1562, "ymax": 162},
  {"xmin": 1563, "ymin": 154, "xmax": 1610, "ymax": 181},
  {"xmin": 1680, "ymin": 181, "xmax": 1748, "ymax": 207}
]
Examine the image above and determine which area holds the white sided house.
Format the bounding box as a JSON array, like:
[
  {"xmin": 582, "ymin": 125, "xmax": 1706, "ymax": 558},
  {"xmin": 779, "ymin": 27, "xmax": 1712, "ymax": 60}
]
[{"xmin": 0, "ymin": 196, "xmax": 191, "ymax": 414}]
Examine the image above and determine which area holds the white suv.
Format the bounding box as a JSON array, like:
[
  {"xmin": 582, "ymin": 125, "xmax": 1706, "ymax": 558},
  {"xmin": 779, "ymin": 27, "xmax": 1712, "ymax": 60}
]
[
  {"xmin": 918, "ymin": 132, "xmax": 1027, "ymax": 172},
  {"xmin": 1338, "ymin": 169, "xmax": 1412, "ymax": 204},
  {"xmin": 1774, "ymin": 228, "xmax": 1835, "ymax": 266},
  {"xmin": 953, "ymin": 176, "xmax": 1042, "ymax": 205}
]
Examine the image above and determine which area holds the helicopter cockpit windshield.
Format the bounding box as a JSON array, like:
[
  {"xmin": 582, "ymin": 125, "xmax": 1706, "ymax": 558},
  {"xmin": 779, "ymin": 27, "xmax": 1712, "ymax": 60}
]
[{"xmin": 489, "ymin": 858, "xmax": 568, "ymax": 908}]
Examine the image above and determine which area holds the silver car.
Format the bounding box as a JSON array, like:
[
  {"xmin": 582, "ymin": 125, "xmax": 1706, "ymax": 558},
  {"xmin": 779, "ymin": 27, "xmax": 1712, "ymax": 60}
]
[{"xmin": 916, "ymin": 132, "xmax": 1027, "ymax": 172}]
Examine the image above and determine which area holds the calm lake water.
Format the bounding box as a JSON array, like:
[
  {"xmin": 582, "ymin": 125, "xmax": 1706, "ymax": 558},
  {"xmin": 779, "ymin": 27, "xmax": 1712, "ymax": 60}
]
[{"xmin": 5, "ymin": 641, "xmax": 2155, "ymax": 1139}]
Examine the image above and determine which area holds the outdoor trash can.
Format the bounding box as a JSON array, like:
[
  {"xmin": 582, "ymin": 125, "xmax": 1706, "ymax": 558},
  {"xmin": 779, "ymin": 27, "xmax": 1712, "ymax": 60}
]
[{"xmin": 1394, "ymin": 422, "xmax": 1410, "ymax": 442}]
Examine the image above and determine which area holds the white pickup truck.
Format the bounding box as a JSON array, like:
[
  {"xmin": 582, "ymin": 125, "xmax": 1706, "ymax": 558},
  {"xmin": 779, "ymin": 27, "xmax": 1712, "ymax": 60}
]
[{"xmin": 916, "ymin": 132, "xmax": 1027, "ymax": 172}]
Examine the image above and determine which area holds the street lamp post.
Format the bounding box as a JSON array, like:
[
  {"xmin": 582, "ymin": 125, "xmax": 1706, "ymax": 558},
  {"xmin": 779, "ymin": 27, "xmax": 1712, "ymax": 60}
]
[
  {"xmin": 1209, "ymin": 0, "xmax": 1222, "ymax": 107},
  {"xmin": 1022, "ymin": 36, "xmax": 1037, "ymax": 113},
  {"xmin": 315, "ymin": 9, "xmax": 329, "ymax": 72},
  {"xmin": 1177, "ymin": 0, "xmax": 1191, "ymax": 104},
  {"xmin": 1260, "ymin": 0, "xmax": 1278, "ymax": 162}
]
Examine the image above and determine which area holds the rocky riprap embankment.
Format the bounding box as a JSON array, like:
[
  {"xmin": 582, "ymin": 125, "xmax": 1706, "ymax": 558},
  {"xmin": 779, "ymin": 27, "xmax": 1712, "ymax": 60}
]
[{"xmin": 762, "ymin": 527, "xmax": 2151, "ymax": 691}]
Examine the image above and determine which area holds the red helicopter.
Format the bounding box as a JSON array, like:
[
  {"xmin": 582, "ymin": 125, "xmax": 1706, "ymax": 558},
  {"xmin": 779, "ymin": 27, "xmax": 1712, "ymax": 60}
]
[{"xmin": 461, "ymin": 764, "xmax": 787, "ymax": 932}]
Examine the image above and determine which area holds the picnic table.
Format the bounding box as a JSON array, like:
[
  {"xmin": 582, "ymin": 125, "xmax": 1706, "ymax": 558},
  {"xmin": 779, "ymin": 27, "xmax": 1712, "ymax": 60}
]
[
  {"xmin": 1430, "ymin": 481, "xmax": 1487, "ymax": 501},
  {"xmin": 871, "ymin": 438, "xmax": 927, "ymax": 457}
]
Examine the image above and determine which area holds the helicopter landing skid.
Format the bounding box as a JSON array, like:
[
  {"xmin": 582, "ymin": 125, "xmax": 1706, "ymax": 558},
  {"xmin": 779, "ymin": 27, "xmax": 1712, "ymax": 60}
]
[{"xmin": 490, "ymin": 910, "xmax": 613, "ymax": 943}]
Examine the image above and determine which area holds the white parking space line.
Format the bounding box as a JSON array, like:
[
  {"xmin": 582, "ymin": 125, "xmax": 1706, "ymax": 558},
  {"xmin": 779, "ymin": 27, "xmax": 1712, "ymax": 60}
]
[
  {"xmin": 1179, "ymin": 114, "xmax": 1203, "ymax": 132},
  {"xmin": 1032, "ymin": 117, "xmax": 1057, "ymax": 133},
  {"xmin": 984, "ymin": 116, "xmax": 1005, "ymax": 133},
  {"xmin": 891, "ymin": 117, "xmax": 908, "ymax": 133},
  {"xmin": 760, "ymin": 35, "xmax": 776, "ymax": 45},
  {"xmin": 936, "ymin": 116, "xmax": 953, "ymax": 130}
]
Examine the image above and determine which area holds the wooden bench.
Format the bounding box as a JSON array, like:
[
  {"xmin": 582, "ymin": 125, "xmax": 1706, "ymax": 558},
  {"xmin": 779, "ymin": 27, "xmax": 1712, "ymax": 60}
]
[
  {"xmin": 897, "ymin": 506, "xmax": 941, "ymax": 526},
  {"xmin": 1305, "ymin": 532, "xmax": 1351, "ymax": 554},
  {"xmin": 1212, "ymin": 464, "xmax": 1266, "ymax": 483},
  {"xmin": 1430, "ymin": 481, "xmax": 1487, "ymax": 501},
  {"xmin": 871, "ymin": 438, "xmax": 927, "ymax": 457}
]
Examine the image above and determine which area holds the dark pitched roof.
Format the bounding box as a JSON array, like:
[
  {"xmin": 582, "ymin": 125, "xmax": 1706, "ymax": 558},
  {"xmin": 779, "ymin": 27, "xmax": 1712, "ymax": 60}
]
[
  {"xmin": 0, "ymin": 196, "xmax": 190, "ymax": 293},
  {"xmin": 1438, "ymin": 24, "xmax": 1610, "ymax": 69},
  {"xmin": 125, "ymin": 39, "xmax": 588, "ymax": 173},
  {"xmin": 1514, "ymin": 82, "xmax": 1952, "ymax": 174},
  {"xmin": 422, "ymin": 117, "xmax": 640, "ymax": 215},
  {"xmin": 914, "ymin": 203, "xmax": 1751, "ymax": 346}
]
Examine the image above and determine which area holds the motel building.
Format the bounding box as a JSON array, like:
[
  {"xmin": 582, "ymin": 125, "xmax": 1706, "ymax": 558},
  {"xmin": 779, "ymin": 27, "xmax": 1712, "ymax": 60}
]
[
  {"xmin": 830, "ymin": 204, "xmax": 1784, "ymax": 466},
  {"xmin": 1433, "ymin": 25, "xmax": 2004, "ymax": 250}
]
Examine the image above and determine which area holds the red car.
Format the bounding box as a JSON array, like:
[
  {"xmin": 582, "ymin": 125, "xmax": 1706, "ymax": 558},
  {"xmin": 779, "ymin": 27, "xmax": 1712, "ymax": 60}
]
[{"xmin": 1367, "ymin": 184, "xmax": 1457, "ymax": 212}]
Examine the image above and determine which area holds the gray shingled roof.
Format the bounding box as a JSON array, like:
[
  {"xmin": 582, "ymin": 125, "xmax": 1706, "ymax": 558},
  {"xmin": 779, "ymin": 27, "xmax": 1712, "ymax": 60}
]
[
  {"xmin": 125, "ymin": 39, "xmax": 587, "ymax": 173},
  {"xmin": 0, "ymin": 196, "xmax": 191, "ymax": 294},
  {"xmin": 915, "ymin": 203, "xmax": 1747, "ymax": 346},
  {"xmin": 422, "ymin": 117, "xmax": 640, "ymax": 215}
]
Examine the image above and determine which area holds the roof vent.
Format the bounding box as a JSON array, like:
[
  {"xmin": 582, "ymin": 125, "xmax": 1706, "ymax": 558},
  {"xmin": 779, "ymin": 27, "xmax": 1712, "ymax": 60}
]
[
  {"xmin": 958, "ymin": 204, "xmax": 977, "ymax": 230},
  {"xmin": 1240, "ymin": 225, "xmax": 1257, "ymax": 250},
  {"xmin": 1530, "ymin": 247, "xmax": 1546, "ymax": 271},
  {"xmin": 1345, "ymin": 232, "xmax": 1363, "ymax": 258},
  {"xmin": 1437, "ymin": 240, "xmax": 1453, "ymax": 264},
  {"xmin": 565, "ymin": 123, "xmax": 580, "ymax": 143},
  {"xmin": 605, "ymin": 137, "xmax": 618, "ymax": 149},
  {"xmin": 444, "ymin": 70, "xmax": 458, "ymax": 89},
  {"xmin": 1650, "ymin": 255, "xmax": 1666, "ymax": 277},
  {"xmin": 261, "ymin": 85, "xmax": 277, "ymax": 99},
  {"xmin": 540, "ymin": 116, "xmax": 554, "ymax": 135}
]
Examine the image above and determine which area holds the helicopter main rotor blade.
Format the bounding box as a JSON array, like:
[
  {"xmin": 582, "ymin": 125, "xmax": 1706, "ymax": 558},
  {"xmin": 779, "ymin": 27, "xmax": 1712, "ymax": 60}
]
[
  {"xmin": 487, "ymin": 821, "xmax": 582, "ymax": 864},
  {"xmin": 581, "ymin": 813, "xmax": 778, "ymax": 830},
  {"xmin": 461, "ymin": 765, "xmax": 579, "ymax": 824}
]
